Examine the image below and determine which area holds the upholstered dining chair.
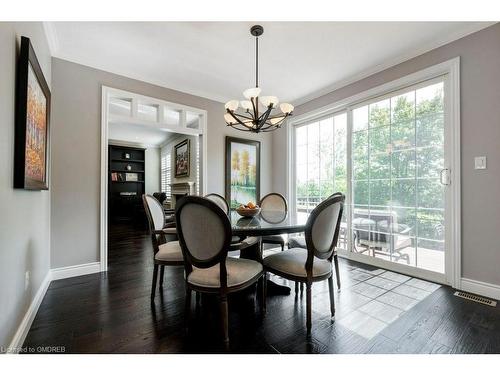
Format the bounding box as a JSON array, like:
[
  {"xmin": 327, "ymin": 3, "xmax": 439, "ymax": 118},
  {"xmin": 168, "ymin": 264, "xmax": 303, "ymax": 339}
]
[
  {"xmin": 263, "ymin": 194, "xmax": 345, "ymax": 335},
  {"xmin": 205, "ymin": 193, "xmax": 259, "ymax": 251},
  {"xmin": 204, "ymin": 193, "xmax": 229, "ymax": 213},
  {"xmin": 287, "ymin": 192, "xmax": 344, "ymax": 292},
  {"xmin": 176, "ymin": 196, "xmax": 265, "ymax": 345},
  {"xmin": 259, "ymin": 193, "xmax": 288, "ymax": 252},
  {"xmin": 143, "ymin": 194, "xmax": 184, "ymax": 301}
]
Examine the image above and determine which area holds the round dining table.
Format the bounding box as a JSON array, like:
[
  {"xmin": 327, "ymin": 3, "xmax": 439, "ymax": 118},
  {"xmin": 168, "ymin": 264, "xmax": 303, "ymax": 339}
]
[{"xmin": 230, "ymin": 208, "xmax": 308, "ymax": 295}]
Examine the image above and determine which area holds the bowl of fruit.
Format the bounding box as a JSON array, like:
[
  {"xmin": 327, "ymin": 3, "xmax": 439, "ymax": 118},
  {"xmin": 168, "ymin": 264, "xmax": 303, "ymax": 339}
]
[{"xmin": 236, "ymin": 202, "xmax": 261, "ymax": 218}]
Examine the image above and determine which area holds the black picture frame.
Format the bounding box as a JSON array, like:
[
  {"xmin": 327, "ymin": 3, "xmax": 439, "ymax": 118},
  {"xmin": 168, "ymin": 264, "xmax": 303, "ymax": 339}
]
[
  {"xmin": 225, "ymin": 136, "xmax": 261, "ymax": 208},
  {"xmin": 174, "ymin": 139, "xmax": 190, "ymax": 178},
  {"xmin": 14, "ymin": 36, "xmax": 51, "ymax": 190}
]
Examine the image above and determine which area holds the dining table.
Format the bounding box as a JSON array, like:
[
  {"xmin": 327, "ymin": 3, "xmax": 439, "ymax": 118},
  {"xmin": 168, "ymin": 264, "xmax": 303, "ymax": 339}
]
[{"xmin": 230, "ymin": 208, "xmax": 308, "ymax": 295}]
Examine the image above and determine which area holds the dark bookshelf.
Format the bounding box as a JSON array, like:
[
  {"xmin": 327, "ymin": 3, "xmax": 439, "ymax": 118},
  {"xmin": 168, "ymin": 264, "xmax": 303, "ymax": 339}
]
[{"xmin": 108, "ymin": 145, "xmax": 146, "ymax": 226}]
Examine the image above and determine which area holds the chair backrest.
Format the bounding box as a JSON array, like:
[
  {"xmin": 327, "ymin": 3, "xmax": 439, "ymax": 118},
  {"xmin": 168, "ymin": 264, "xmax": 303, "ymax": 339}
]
[
  {"xmin": 328, "ymin": 192, "xmax": 344, "ymax": 199},
  {"xmin": 259, "ymin": 193, "xmax": 288, "ymax": 213},
  {"xmin": 176, "ymin": 196, "xmax": 232, "ymax": 270},
  {"xmin": 143, "ymin": 194, "xmax": 165, "ymax": 231},
  {"xmin": 204, "ymin": 193, "xmax": 230, "ymax": 215},
  {"xmin": 305, "ymin": 193, "xmax": 344, "ymax": 261}
]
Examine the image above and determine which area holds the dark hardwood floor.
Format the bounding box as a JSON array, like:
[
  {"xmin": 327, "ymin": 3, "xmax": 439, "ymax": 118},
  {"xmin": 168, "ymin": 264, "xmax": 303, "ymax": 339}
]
[{"xmin": 22, "ymin": 223, "xmax": 500, "ymax": 354}]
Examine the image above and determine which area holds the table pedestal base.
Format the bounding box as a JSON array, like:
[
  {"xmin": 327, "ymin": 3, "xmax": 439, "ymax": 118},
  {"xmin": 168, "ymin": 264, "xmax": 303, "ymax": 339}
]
[
  {"xmin": 267, "ymin": 280, "xmax": 291, "ymax": 296},
  {"xmin": 240, "ymin": 241, "xmax": 292, "ymax": 296}
]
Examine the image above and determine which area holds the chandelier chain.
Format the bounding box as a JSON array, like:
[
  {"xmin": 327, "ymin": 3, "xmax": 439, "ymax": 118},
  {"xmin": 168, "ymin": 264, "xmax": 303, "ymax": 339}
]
[{"xmin": 256, "ymin": 36, "xmax": 259, "ymax": 88}]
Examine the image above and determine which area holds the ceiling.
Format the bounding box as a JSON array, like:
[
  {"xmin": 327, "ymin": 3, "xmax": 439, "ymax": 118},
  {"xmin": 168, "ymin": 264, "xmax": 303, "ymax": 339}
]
[
  {"xmin": 109, "ymin": 122, "xmax": 181, "ymax": 147},
  {"xmin": 47, "ymin": 22, "xmax": 493, "ymax": 104}
]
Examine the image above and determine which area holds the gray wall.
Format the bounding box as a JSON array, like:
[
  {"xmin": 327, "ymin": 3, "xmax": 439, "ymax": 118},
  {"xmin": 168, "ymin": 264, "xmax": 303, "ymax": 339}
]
[
  {"xmin": 272, "ymin": 23, "xmax": 500, "ymax": 286},
  {"xmin": 145, "ymin": 147, "xmax": 160, "ymax": 195},
  {"xmin": 50, "ymin": 58, "xmax": 272, "ymax": 268},
  {"xmin": 0, "ymin": 23, "xmax": 51, "ymax": 349}
]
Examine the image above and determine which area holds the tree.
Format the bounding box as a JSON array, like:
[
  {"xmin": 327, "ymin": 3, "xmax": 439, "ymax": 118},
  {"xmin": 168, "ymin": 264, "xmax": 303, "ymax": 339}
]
[
  {"xmin": 240, "ymin": 150, "xmax": 250, "ymax": 185},
  {"xmin": 350, "ymin": 85, "xmax": 445, "ymax": 249},
  {"xmin": 231, "ymin": 150, "xmax": 240, "ymax": 171},
  {"xmin": 248, "ymin": 164, "xmax": 256, "ymax": 185},
  {"xmin": 297, "ymin": 84, "xmax": 445, "ymax": 250}
]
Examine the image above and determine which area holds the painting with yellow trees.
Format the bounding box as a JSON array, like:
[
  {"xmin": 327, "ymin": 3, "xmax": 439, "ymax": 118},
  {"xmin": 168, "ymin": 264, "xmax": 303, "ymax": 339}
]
[
  {"xmin": 15, "ymin": 37, "xmax": 51, "ymax": 190},
  {"xmin": 225, "ymin": 137, "xmax": 260, "ymax": 209}
]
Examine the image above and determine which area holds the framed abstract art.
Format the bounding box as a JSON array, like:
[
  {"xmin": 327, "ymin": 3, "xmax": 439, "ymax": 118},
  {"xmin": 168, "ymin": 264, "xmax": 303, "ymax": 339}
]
[{"xmin": 14, "ymin": 36, "xmax": 51, "ymax": 190}]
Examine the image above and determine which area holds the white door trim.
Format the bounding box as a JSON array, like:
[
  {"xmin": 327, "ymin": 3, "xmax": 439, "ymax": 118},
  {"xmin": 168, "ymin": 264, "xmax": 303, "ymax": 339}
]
[
  {"xmin": 286, "ymin": 57, "xmax": 461, "ymax": 287},
  {"xmin": 100, "ymin": 86, "xmax": 208, "ymax": 272}
]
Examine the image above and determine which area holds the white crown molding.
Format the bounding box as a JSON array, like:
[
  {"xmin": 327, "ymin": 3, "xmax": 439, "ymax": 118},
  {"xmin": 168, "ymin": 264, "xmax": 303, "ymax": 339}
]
[
  {"xmin": 50, "ymin": 22, "xmax": 495, "ymax": 106},
  {"xmin": 292, "ymin": 22, "xmax": 496, "ymax": 106},
  {"xmin": 52, "ymin": 53, "xmax": 229, "ymax": 104},
  {"xmin": 42, "ymin": 21, "xmax": 59, "ymax": 56}
]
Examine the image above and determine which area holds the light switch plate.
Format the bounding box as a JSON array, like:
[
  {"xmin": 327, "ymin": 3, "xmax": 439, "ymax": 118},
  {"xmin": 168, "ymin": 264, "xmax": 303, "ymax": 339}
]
[{"xmin": 475, "ymin": 156, "xmax": 487, "ymax": 170}]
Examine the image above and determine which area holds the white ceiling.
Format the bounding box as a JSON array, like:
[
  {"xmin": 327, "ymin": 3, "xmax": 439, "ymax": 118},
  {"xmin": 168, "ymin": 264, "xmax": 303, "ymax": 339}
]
[
  {"xmin": 109, "ymin": 122, "xmax": 180, "ymax": 147},
  {"xmin": 47, "ymin": 22, "xmax": 493, "ymax": 104}
]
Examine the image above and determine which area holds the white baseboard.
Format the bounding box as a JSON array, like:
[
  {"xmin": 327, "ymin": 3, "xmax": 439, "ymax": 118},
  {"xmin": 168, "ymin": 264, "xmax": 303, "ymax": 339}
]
[
  {"xmin": 460, "ymin": 278, "xmax": 500, "ymax": 301},
  {"xmin": 7, "ymin": 272, "xmax": 52, "ymax": 354},
  {"xmin": 51, "ymin": 262, "xmax": 101, "ymax": 280},
  {"xmin": 6, "ymin": 262, "xmax": 102, "ymax": 353}
]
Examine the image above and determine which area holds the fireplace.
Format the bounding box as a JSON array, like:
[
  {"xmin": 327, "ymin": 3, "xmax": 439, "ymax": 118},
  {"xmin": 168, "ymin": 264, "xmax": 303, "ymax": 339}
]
[{"xmin": 170, "ymin": 182, "xmax": 196, "ymax": 207}]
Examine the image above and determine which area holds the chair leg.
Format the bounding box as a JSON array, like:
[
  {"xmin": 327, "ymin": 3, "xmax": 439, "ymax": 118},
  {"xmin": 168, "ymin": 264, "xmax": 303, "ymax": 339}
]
[
  {"xmin": 328, "ymin": 276, "xmax": 336, "ymax": 319},
  {"xmin": 300, "ymin": 282, "xmax": 304, "ymax": 293},
  {"xmin": 220, "ymin": 295, "xmax": 229, "ymax": 344},
  {"xmin": 306, "ymin": 282, "xmax": 312, "ymax": 336},
  {"xmin": 333, "ymin": 254, "xmax": 341, "ymax": 290},
  {"xmin": 151, "ymin": 264, "xmax": 159, "ymax": 301},
  {"xmin": 261, "ymin": 273, "xmax": 267, "ymax": 314},
  {"xmin": 159, "ymin": 265, "xmax": 165, "ymax": 289},
  {"xmin": 195, "ymin": 291, "xmax": 201, "ymax": 309},
  {"xmin": 295, "ymin": 281, "xmax": 299, "ymax": 294},
  {"xmin": 280, "ymin": 242, "xmax": 284, "ymax": 251},
  {"xmin": 185, "ymin": 288, "xmax": 192, "ymax": 330}
]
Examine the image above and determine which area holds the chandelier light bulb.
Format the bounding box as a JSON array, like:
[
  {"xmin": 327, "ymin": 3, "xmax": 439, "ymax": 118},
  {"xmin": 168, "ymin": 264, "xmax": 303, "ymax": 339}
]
[
  {"xmin": 240, "ymin": 100, "xmax": 253, "ymax": 111},
  {"xmin": 225, "ymin": 100, "xmax": 239, "ymax": 111},
  {"xmin": 259, "ymin": 96, "xmax": 279, "ymax": 108},
  {"xmin": 243, "ymin": 87, "xmax": 262, "ymax": 99},
  {"xmin": 280, "ymin": 103, "xmax": 294, "ymax": 114},
  {"xmin": 224, "ymin": 113, "xmax": 237, "ymax": 125},
  {"xmin": 270, "ymin": 116, "xmax": 285, "ymax": 125}
]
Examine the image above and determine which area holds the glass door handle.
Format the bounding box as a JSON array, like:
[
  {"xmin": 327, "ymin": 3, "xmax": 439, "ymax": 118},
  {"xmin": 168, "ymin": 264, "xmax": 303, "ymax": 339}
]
[{"xmin": 440, "ymin": 168, "xmax": 451, "ymax": 185}]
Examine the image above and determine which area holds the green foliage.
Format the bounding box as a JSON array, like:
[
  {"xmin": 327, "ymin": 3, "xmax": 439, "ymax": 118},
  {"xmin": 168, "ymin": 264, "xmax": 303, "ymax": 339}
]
[
  {"xmin": 297, "ymin": 83, "xmax": 445, "ymax": 246},
  {"xmin": 369, "ymin": 101, "xmax": 390, "ymax": 127},
  {"xmin": 392, "ymin": 95, "xmax": 415, "ymax": 123}
]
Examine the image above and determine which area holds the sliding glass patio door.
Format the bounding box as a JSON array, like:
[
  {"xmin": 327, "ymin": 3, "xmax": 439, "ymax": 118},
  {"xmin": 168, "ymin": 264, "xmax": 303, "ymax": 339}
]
[
  {"xmin": 292, "ymin": 75, "xmax": 453, "ymax": 283},
  {"xmin": 350, "ymin": 78, "xmax": 446, "ymax": 275}
]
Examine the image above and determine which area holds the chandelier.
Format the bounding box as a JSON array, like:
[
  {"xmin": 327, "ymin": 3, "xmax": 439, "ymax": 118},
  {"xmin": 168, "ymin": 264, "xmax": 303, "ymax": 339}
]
[{"xmin": 224, "ymin": 25, "xmax": 294, "ymax": 133}]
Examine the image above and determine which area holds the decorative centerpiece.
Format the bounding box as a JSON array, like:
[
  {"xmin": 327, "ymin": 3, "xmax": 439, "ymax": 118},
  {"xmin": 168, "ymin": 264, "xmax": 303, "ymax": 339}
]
[{"xmin": 236, "ymin": 201, "xmax": 261, "ymax": 218}]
